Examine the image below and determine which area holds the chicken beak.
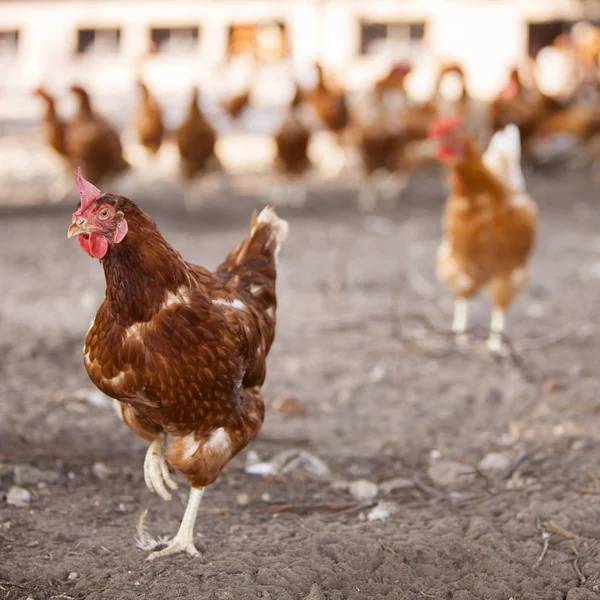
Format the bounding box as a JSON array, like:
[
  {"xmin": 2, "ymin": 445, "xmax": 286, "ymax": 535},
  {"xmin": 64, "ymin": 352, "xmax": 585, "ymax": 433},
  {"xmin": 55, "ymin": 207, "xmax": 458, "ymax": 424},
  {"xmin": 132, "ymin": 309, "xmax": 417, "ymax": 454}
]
[{"xmin": 68, "ymin": 222, "xmax": 87, "ymax": 239}]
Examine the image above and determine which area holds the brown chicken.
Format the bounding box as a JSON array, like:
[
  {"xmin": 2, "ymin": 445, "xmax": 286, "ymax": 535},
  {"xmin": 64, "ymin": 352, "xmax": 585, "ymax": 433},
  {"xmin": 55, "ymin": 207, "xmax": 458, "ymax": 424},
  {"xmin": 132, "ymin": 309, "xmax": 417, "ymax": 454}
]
[
  {"xmin": 133, "ymin": 79, "xmax": 164, "ymax": 154},
  {"xmin": 176, "ymin": 85, "xmax": 217, "ymax": 180},
  {"xmin": 274, "ymin": 111, "xmax": 311, "ymax": 176},
  {"xmin": 67, "ymin": 168, "xmax": 288, "ymax": 559},
  {"xmin": 66, "ymin": 86, "xmax": 129, "ymax": 185},
  {"xmin": 304, "ymin": 63, "xmax": 349, "ymax": 134},
  {"xmin": 534, "ymin": 104, "xmax": 600, "ymax": 143},
  {"xmin": 356, "ymin": 101, "xmax": 424, "ymax": 210},
  {"xmin": 429, "ymin": 116, "xmax": 537, "ymax": 351},
  {"xmin": 273, "ymin": 104, "xmax": 311, "ymax": 205},
  {"xmin": 220, "ymin": 89, "xmax": 251, "ymax": 120},
  {"xmin": 490, "ymin": 68, "xmax": 564, "ymax": 159},
  {"xmin": 33, "ymin": 87, "xmax": 68, "ymax": 159},
  {"xmin": 374, "ymin": 62, "xmax": 412, "ymax": 99}
]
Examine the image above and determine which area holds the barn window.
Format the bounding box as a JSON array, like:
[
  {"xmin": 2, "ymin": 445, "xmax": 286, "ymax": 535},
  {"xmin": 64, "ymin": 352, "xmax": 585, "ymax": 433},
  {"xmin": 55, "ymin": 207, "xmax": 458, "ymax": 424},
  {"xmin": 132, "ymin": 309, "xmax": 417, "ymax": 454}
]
[
  {"xmin": 228, "ymin": 22, "xmax": 288, "ymax": 62},
  {"xmin": 0, "ymin": 30, "xmax": 19, "ymax": 58},
  {"xmin": 77, "ymin": 28, "xmax": 121, "ymax": 55},
  {"xmin": 528, "ymin": 21, "xmax": 573, "ymax": 57},
  {"xmin": 150, "ymin": 27, "xmax": 199, "ymax": 53},
  {"xmin": 360, "ymin": 21, "xmax": 426, "ymax": 57}
]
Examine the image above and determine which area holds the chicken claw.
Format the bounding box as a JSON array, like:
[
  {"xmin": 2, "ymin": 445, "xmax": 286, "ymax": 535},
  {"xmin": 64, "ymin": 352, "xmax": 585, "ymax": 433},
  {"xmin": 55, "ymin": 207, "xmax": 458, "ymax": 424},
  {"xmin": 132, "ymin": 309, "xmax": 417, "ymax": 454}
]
[
  {"xmin": 146, "ymin": 488, "xmax": 204, "ymax": 560},
  {"xmin": 144, "ymin": 440, "xmax": 178, "ymax": 501}
]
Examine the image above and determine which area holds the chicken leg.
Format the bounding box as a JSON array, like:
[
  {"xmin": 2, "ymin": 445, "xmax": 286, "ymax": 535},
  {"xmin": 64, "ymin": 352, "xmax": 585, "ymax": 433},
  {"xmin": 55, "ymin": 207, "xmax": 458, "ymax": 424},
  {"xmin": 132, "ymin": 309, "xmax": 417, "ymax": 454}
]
[
  {"xmin": 487, "ymin": 307, "xmax": 505, "ymax": 352},
  {"xmin": 146, "ymin": 487, "xmax": 204, "ymax": 560},
  {"xmin": 452, "ymin": 297, "xmax": 469, "ymax": 345},
  {"xmin": 144, "ymin": 439, "xmax": 178, "ymax": 501}
]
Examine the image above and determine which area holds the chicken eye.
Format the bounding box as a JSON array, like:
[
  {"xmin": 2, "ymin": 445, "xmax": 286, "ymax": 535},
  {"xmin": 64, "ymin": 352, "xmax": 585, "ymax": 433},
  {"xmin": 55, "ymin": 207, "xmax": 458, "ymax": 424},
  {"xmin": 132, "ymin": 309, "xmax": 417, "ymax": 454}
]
[{"xmin": 99, "ymin": 209, "xmax": 110, "ymax": 220}]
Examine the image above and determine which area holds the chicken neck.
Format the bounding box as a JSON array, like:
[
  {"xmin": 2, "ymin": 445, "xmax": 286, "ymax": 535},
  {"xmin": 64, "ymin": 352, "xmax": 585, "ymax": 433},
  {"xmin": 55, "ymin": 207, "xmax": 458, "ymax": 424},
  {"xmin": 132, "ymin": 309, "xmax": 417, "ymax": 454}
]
[
  {"xmin": 449, "ymin": 147, "xmax": 505, "ymax": 200},
  {"xmin": 100, "ymin": 212, "xmax": 192, "ymax": 323}
]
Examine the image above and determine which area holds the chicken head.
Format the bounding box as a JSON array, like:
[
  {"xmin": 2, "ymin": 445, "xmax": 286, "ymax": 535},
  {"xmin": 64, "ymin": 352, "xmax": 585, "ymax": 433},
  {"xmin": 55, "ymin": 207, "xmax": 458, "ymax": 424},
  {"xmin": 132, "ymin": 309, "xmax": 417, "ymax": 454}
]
[{"xmin": 67, "ymin": 168, "xmax": 128, "ymax": 259}]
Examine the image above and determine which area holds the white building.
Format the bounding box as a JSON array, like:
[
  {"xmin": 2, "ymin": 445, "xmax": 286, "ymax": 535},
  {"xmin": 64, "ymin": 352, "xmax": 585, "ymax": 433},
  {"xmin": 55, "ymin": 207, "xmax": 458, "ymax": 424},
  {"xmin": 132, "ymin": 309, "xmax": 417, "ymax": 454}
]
[{"xmin": 0, "ymin": 0, "xmax": 596, "ymax": 122}]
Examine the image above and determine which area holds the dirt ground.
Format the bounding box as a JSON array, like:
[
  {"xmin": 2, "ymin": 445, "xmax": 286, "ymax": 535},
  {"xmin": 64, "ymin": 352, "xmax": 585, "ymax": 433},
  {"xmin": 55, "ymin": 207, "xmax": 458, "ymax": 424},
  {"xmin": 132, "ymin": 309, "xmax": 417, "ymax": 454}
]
[{"xmin": 1, "ymin": 169, "xmax": 600, "ymax": 600}]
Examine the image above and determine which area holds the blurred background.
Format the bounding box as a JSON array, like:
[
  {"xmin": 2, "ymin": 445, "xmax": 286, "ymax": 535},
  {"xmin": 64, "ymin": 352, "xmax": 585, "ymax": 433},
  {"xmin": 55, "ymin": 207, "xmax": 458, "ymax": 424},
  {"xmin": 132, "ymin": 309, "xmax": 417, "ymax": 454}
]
[{"xmin": 2, "ymin": 0, "xmax": 600, "ymax": 206}]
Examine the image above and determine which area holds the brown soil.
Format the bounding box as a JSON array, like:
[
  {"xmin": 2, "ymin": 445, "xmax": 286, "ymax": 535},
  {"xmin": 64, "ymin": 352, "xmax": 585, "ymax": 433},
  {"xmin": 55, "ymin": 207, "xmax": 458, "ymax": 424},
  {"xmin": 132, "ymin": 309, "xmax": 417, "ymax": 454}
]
[{"xmin": 1, "ymin": 170, "xmax": 600, "ymax": 600}]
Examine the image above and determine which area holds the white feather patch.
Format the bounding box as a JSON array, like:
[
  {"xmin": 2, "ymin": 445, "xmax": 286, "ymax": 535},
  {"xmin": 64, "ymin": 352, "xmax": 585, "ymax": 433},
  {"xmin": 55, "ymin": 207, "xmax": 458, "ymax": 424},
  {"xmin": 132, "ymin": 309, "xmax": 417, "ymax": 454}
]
[{"xmin": 214, "ymin": 298, "xmax": 247, "ymax": 311}]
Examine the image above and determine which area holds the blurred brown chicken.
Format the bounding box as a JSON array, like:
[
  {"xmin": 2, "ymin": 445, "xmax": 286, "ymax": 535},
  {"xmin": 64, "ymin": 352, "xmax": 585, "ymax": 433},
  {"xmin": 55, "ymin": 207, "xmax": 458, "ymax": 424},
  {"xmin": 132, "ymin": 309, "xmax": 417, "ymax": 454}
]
[
  {"xmin": 274, "ymin": 111, "xmax": 311, "ymax": 176},
  {"xmin": 66, "ymin": 85, "xmax": 129, "ymax": 185},
  {"xmin": 133, "ymin": 79, "xmax": 164, "ymax": 154},
  {"xmin": 176, "ymin": 85, "xmax": 218, "ymax": 180},
  {"xmin": 356, "ymin": 94, "xmax": 428, "ymax": 211},
  {"xmin": 429, "ymin": 116, "xmax": 537, "ymax": 351},
  {"xmin": 220, "ymin": 89, "xmax": 251, "ymax": 120},
  {"xmin": 374, "ymin": 62, "xmax": 413, "ymax": 98},
  {"xmin": 491, "ymin": 68, "xmax": 566, "ymax": 159},
  {"xmin": 33, "ymin": 87, "xmax": 68, "ymax": 159},
  {"xmin": 304, "ymin": 63, "xmax": 350, "ymax": 134},
  {"xmin": 272, "ymin": 93, "xmax": 312, "ymax": 205}
]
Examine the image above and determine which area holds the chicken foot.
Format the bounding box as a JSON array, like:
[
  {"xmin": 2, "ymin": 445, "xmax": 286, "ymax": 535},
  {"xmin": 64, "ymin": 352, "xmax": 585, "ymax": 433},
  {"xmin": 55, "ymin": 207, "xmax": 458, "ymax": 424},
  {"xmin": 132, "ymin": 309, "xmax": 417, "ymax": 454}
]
[
  {"xmin": 146, "ymin": 487, "xmax": 204, "ymax": 560},
  {"xmin": 144, "ymin": 439, "xmax": 178, "ymax": 501}
]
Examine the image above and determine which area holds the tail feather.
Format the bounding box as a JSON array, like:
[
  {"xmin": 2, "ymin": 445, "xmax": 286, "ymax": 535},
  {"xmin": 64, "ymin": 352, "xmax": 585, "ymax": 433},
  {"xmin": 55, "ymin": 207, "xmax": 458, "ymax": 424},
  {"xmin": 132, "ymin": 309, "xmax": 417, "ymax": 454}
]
[
  {"xmin": 483, "ymin": 124, "xmax": 525, "ymax": 192},
  {"xmin": 216, "ymin": 206, "xmax": 288, "ymax": 293},
  {"xmin": 225, "ymin": 206, "xmax": 288, "ymax": 270}
]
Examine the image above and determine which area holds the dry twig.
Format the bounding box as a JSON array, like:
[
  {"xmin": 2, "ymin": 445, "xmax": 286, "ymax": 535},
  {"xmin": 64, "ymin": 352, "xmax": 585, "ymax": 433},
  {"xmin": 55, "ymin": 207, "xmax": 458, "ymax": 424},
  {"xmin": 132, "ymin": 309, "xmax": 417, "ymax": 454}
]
[
  {"xmin": 255, "ymin": 500, "xmax": 376, "ymax": 515},
  {"xmin": 204, "ymin": 569, "xmax": 244, "ymax": 579},
  {"xmin": 531, "ymin": 519, "xmax": 552, "ymax": 571}
]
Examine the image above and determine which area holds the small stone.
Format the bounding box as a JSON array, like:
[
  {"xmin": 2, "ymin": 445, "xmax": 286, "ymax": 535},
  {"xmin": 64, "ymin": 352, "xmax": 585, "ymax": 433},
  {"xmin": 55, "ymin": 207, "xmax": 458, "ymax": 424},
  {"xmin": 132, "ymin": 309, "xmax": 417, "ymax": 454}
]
[
  {"xmin": 6, "ymin": 486, "xmax": 31, "ymax": 508},
  {"xmin": 485, "ymin": 387, "xmax": 503, "ymax": 405},
  {"xmin": 369, "ymin": 365, "xmax": 386, "ymax": 383},
  {"xmin": 236, "ymin": 492, "xmax": 250, "ymax": 506},
  {"xmin": 478, "ymin": 452, "xmax": 511, "ymax": 473},
  {"xmin": 91, "ymin": 462, "xmax": 113, "ymax": 481},
  {"xmin": 349, "ymin": 479, "xmax": 379, "ymax": 501},
  {"xmin": 271, "ymin": 396, "xmax": 307, "ymax": 418},
  {"xmin": 14, "ymin": 464, "xmax": 60, "ymax": 486},
  {"xmin": 367, "ymin": 501, "xmax": 398, "ymax": 522},
  {"xmin": 526, "ymin": 303, "xmax": 545, "ymax": 319},
  {"xmin": 427, "ymin": 460, "xmax": 475, "ymax": 487},
  {"xmin": 261, "ymin": 492, "xmax": 271, "ymax": 502},
  {"xmin": 379, "ymin": 477, "xmax": 414, "ymax": 495},
  {"xmin": 303, "ymin": 583, "xmax": 326, "ymax": 600},
  {"xmin": 68, "ymin": 572, "xmax": 78, "ymax": 581},
  {"xmin": 542, "ymin": 379, "xmax": 562, "ymax": 394},
  {"xmin": 330, "ymin": 480, "xmax": 349, "ymax": 493}
]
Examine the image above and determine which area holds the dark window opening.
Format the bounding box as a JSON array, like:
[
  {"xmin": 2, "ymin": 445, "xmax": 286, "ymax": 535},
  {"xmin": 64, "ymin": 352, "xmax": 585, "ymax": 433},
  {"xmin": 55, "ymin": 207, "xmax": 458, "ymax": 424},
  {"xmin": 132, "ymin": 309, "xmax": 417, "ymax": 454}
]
[
  {"xmin": 360, "ymin": 21, "xmax": 426, "ymax": 55},
  {"xmin": 0, "ymin": 30, "xmax": 19, "ymax": 58},
  {"xmin": 528, "ymin": 21, "xmax": 573, "ymax": 57},
  {"xmin": 77, "ymin": 28, "xmax": 121, "ymax": 55},
  {"xmin": 150, "ymin": 27, "xmax": 199, "ymax": 53}
]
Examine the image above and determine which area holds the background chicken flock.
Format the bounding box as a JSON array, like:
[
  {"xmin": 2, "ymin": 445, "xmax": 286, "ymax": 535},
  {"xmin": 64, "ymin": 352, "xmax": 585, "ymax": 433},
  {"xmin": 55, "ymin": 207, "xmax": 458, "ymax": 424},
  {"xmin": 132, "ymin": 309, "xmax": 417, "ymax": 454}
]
[{"xmin": 31, "ymin": 23, "xmax": 600, "ymax": 213}]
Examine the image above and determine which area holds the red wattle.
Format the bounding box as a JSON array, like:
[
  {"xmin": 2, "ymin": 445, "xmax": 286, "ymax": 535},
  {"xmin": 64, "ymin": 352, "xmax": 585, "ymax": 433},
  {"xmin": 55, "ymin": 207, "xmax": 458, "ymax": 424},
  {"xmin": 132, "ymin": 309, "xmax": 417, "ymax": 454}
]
[
  {"xmin": 77, "ymin": 233, "xmax": 108, "ymax": 259},
  {"xmin": 89, "ymin": 232, "xmax": 109, "ymax": 259}
]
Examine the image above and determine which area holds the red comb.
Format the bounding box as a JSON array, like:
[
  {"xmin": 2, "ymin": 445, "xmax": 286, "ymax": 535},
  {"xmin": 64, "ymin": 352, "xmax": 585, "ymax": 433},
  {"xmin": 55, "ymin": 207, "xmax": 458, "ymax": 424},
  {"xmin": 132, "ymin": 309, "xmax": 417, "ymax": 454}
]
[
  {"xmin": 73, "ymin": 167, "xmax": 101, "ymax": 212},
  {"xmin": 428, "ymin": 115, "xmax": 463, "ymax": 139}
]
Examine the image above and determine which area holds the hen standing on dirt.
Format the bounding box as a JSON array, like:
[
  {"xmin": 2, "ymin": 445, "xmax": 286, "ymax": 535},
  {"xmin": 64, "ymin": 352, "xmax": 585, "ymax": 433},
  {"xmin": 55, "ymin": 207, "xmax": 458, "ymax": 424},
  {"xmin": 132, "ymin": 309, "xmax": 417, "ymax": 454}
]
[
  {"xmin": 67, "ymin": 86, "xmax": 129, "ymax": 185},
  {"xmin": 67, "ymin": 168, "xmax": 288, "ymax": 559},
  {"xmin": 429, "ymin": 117, "xmax": 537, "ymax": 351}
]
